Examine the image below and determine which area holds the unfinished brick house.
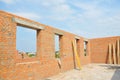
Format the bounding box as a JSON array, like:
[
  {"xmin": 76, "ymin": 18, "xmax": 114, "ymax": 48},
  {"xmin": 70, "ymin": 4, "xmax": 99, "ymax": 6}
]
[{"xmin": 0, "ymin": 10, "xmax": 120, "ymax": 80}]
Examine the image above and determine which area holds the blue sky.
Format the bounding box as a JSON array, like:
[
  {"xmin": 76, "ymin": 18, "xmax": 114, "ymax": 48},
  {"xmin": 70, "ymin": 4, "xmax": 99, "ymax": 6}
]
[
  {"xmin": 16, "ymin": 26, "xmax": 36, "ymax": 52},
  {"xmin": 0, "ymin": 0, "xmax": 120, "ymax": 52}
]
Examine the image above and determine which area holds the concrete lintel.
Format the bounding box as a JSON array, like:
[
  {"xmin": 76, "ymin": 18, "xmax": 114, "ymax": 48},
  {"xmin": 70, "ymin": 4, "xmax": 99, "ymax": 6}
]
[
  {"xmin": 12, "ymin": 17, "xmax": 44, "ymax": 30},
  {"xmin": 54, "ymin": 31, "xmax": 64, "ymax": 35},
  {"xmin": 84, "ymin": 38, "xmax": 88, "ymax": 42},
  {"xmin": 75, "ymin": 36, "xmax": 80, "ymax": 39}
]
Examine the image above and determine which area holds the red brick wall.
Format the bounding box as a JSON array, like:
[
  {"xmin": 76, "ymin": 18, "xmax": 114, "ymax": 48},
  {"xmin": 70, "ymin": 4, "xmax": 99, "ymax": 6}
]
[
  {"xmin": 0, "ymin": 10, "xmax": 91, "ymax": 80},
  {"xmin": 90, "ymin": 36, "xmax": 120, "ymax": 63}
]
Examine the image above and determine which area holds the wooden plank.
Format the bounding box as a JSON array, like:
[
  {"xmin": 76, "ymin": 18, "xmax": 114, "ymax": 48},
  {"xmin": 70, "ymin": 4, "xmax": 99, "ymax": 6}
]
[
  {"xmin": 113, "ymin": 44, "xmax": 117, "ymax": 64},
  {"xmin": 119, "ymin": 40, "xmax": 120, "ymax": 64},
  {"xmin": 117, "ymin": 40, "xmax": 120, "ymax": 64},
  {"xmin": 72, "ymin": 40, "xmax": 81, "ymax": 70},
  {"xmin": 108, "ymin": 44, "xmax": 112, "ymax": 64}
]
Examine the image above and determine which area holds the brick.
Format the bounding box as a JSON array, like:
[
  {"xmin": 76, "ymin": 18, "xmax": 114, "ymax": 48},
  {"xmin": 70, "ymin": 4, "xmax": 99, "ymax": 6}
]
[
  {"xmin": 90, "ymin": 36, "xmax": 120, "ymax": 63},
  {"xmin": 2, "ymin": 10, "xmax": 118, "ymax": 80}
]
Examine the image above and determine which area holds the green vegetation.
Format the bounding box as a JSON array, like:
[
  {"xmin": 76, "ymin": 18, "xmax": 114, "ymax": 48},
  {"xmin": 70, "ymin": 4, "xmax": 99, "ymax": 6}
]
[
  {"xmin": 26, "ymin": 52, "xmax": 36, "ymax": 57},
  {"xmin": 55, "ymin": 51, "xmax": 60, "ymax": 58}
]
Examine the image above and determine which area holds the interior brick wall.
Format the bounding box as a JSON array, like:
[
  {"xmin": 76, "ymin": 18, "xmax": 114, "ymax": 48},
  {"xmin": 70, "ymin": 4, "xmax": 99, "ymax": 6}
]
[
  {"xmin": 0, "ymin": 10, "xmax": 91, "ymax": 80},
  {"xmin": 90, "ymin": 36, "xmax": 120, "ymax": 63}
]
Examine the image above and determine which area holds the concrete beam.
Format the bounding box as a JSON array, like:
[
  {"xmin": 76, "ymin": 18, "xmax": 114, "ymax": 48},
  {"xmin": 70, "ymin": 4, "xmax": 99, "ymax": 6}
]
[
  {"xmin": 12, "ymin": 17, "xmax": 44, "ymax": 30},
  {"xmin": 54, "ymin": 31, "xmax": 64, "ymax": 35},
  {"xmin": 75, "ymin": 36, "xmax": 80, "ymax": 39},
  {"xmin": 84, "ymin": 38, "xmax": 88, "ymax": 42}
]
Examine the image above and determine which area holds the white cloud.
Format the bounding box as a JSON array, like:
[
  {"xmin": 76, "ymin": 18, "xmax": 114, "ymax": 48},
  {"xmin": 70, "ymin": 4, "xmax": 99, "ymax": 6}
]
[
  {"xmin": 72, "ymin": 2, "xmax": 103, "ymax": 19},
  {"xmin": 40, "ymin": 0, "xmax": 66, "ymax": 6},
  {"xmin": 12, "ymin": 12, "xmax": 41, "ymax": 20},
  {"xmin": 3, "ymin": 0, "xmax": 119, "ymax": 38},
  {"xmin": 24, "ymin": 0, "xmax": 73, "ymax": 21},
  {"xmin": 26, "ymin": 0, "xmax": 66, "ymax": 7},
  {"xmin": 0, "ymin": 0, "xmax": 18, "ymax": 4},
  {"xmin": 0, "ymin": 0, "xmax": 13, "ymax": 4},
  {"xmin": 96, "ymin": 12, "xmax": 120, "ymax": 28},
  {"xmin": 49, "ymin": 4, "xmax": 74, "ymax": 21}
]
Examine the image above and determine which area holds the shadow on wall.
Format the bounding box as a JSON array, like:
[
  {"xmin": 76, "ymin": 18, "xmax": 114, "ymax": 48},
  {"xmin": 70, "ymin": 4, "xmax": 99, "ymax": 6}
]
[{"xmin": 105, "ymin": 46, "xmax": 109, "ymax": 63}]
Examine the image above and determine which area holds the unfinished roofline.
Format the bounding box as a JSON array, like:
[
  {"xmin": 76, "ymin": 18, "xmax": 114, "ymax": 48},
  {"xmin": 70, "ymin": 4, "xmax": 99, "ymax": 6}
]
[
  {"xmin": 0, "ymin": 10, "xmax": 86, "ymax": 38},
  {"xmin": 90, "ymin": 36, "xmax": 120, "ymax": 40}
]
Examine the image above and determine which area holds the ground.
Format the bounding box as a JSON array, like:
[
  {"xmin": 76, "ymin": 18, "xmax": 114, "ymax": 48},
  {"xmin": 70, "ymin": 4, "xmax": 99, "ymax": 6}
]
[{"xmin": 45, "ymin": 64, "xmax": 120, "ymax": 80}]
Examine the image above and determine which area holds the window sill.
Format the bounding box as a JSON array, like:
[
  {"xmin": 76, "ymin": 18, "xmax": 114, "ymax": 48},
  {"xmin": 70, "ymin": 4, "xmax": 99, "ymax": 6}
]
[{"xmin": 16, "ymin": 60, "xmax": 40, "ymax": 65}]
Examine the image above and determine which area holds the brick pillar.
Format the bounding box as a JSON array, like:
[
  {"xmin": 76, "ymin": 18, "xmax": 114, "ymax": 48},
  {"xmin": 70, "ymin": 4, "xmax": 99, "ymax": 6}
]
[
  {"xmin": 0, "ymin": 14, "xmax": 16, "ymax": 80},
  {"xmin": 37, "ymin": 26, "xmax": 55, "ymax": 61}
]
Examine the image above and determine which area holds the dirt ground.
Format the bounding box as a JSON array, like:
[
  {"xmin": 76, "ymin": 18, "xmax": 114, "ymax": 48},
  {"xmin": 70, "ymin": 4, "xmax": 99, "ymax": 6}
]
[{"xmin": 45, "ymin": 64, "xmax": 120, "ymax": 80}]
